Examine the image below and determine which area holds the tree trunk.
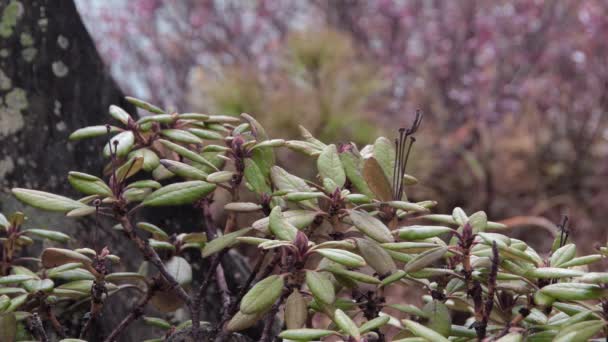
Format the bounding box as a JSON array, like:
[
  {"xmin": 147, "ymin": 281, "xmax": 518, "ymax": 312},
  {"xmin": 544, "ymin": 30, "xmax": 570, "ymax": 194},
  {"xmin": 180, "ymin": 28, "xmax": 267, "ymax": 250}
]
[{"xmin": 0, "ymin": 0, "xmax": 141, "ymax": 340}]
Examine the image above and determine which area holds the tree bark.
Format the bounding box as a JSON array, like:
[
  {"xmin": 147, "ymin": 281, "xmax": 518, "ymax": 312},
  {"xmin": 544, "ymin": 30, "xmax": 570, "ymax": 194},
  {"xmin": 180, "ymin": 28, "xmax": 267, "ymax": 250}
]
[{"xmin": 0, "ymin": 0, "xmax": 138, "ymax": 340}]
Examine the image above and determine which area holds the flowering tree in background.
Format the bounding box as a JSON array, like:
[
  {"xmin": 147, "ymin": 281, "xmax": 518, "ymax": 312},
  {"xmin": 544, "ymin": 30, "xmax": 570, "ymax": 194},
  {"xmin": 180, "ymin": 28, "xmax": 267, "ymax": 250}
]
[{"xmin": 77, "ymin": 0, "xmax": 608, "ymax": 254}]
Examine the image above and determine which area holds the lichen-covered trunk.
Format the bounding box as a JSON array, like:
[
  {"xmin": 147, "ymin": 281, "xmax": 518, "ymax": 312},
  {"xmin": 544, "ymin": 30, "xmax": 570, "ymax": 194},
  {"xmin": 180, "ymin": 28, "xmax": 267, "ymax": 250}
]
[{"xmin": 0, "ymin": 0, "xmax": 139, "ymax": 340}]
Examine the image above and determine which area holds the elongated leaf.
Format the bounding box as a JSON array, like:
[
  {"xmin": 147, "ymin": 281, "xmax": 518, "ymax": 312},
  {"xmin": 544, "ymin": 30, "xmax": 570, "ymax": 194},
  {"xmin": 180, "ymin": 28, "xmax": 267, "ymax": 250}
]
[
  {"xmin": 403, "ymin": 319, "xmax": 449, "ymax": 342},
  {"xmin": 359, "ymin": 316, "xmax": 390, "ymax": 334},
  {"xmin": 143, "ymin": 181, "xmax": 216, "ymax": 206},
  {"xmin": 12, "ymin": 188, "xmax": 87, "ymax": 212},
  {"xmin": 160, "ymin": 159, "xmax": 208, "ymax": 181},
  {"xmin": 540, "ymin": 283, "xmax": 606, "ymax": 300},
  {"xmin": 404, "ymin": 246, "xmax": 448, "ymax": 273},
  {"xmin": 109, "ymin": 104, "xmax": 132, "ymax": 124},
  {"xmin": 159, "ymin": 139, "xmax": 219, "ymax": 171},
  {"xmin": 315, "ymin": 249, "xmax": 365, "ymax": 268},
  {"xmin": 550, "ymin": 244, "xmax": 577, "ymax": 267},
  {"xmin": 0, "ymin": 274, "xmax": 33, "ymax": 285},
  {"xmin": 285, "ymin": 290, "xmax": 307, "ymax": 329},
  {"xmin": 23, "ymin": 229, "xmax": 70, "ymax": 243},
  {"xmin": 356, "ymin": 238, "xmax": 396, "ymax": 276},
  {"xmin": 161, "ymin": 129, "xmax": 202, "ymax": 144},
  {"xmin": 244, "ymin": 159, "xmax": 270, "ymax": 194},
  {"xmin": 240, "ymin": 275, "xmax": 284, "ymax": 314},
  {"xmin": 334, "ymin": 308, "xmax": 360, "ymax": 339},
  {"xmin": 269, "ymin": 206, "xmax": 298, "ymax": 241},
  {"xmin": 129, "ymin": 148, "xmax": 160, "ymax": 171},
  {"xmin": 202, "ymin": 228, "xmax": 252, "ymax": 258},
  {"xmin": 422, "ymin": 300, "xmax": 451, "ymax": 337},
  {"xmin": 252, "ymin": 210, "xmax": 318, "ymax": 233},
  {"xmin": 525, "ymin": 268, "xmax": 583, "ymax": 279},
  {"xmin": 68, "ymin": 172, "xmax": 112, "ymax": 196},
  {"xmin": 363, "ymin": 157, "xmax": 392, "ymax": 201},
  {"xmin": 555, "ymin": 320, "xmax": 605, "ymax": 342},
  {"xmin": 270, "ymin": 166, "xmax": 317, "ymax": 207},
  {"xmin": 323, "ymin": 265, "xmax": 380, "ymax": 284},
  {"xmin": 397, "ymin": 226, "xmax": 453, "ymax": 240},
  {"xmin": 125, "ymin": 96, "xmax": 164, "ymax": 114},
  {"xmin": 226, "ymin": 310, "xmax": 267, "ymax": 332},
  {"xmin": 103, "ymin": 131, "xmax": 135, "ymax": 157},
  {"xmin": 306, "ymin": 271, "xmax": 335, "ymax": 305},
  {"xmin": 41, "ymin": 248, "xmax": 92, "ymax": 268},
  {"xmin": 206, "ymin": 171, "xmax": 235, "ymax": 184},
  {"xmin": 188, "ymin": 128, "xmax": 224, "ymax": 140},
  {"xmin": 339, "ymin": 145, "xmax": 374, "ymax": 197},
  {"xmin": 69, "ymin": 125, "xmax": 121, "ymax": 141},
  {"xmin": 224, "ymin": 202, "xmax": 263, "ymax": 212},
  {"xmin": 279, "ymin": 329, "xmax": 336, "ymax": 340},
  {"xmin": 317, "ymin": 144, "xmax": 345, "ymax": 189},
  {"xmin": 349, "ymin": 210, "xmax": 394, "ymax": 243}
]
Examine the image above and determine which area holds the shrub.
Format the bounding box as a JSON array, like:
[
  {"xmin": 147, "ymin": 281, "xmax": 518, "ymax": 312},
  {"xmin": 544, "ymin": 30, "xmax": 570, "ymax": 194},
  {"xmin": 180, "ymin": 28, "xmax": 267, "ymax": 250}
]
[{"xmin": 1, "ymin": 98, "xmax": 607, "ymax": 341}]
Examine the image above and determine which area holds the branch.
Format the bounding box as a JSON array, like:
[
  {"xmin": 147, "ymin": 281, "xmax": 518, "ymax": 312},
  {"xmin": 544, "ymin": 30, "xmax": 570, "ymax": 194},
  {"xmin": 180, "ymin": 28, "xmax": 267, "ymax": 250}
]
[
  {"xmin": 104, "ymin": 281, "xmax": 158, "ymax": 342},
  {"xmin": 117, "ymin": 215, "xmax": 191, "ymax": 307}
]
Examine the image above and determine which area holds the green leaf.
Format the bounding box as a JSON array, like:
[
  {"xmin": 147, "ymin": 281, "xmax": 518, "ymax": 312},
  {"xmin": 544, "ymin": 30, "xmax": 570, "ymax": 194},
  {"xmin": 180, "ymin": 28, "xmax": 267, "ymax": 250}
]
[
  {"xmin": 252, "ymin": 210, "xmax": 318, "ymax": 233},
  {"xmin": 452, "ymin": 207, "xmax": 468, "ymax": 226},
  {"xmin": 12, "ymin": 188, "xmax": 87, "ymax": 213},
  {"xmin": 422, "ymin": 300, "xmax": 451, "ymax": 337},
  {"xmin": 69, "ymin": 125, "xmax": 120, "ymax": 141},
  {"xmin": 224, "ymin": 202, "xmax": 263, "ymax": 212},
  {"xmin": 373, "ymin": 137, "xmax": 395, "ymax": 183},
  {"xmin": 315, "ymin": 249, "xmax": 365, "ymax": 268},
  {"xmin": 270, "ymin": 166, "xmax": 317, "ymax": 208},
  {"xmin": 23, "ymin": 278, "xmax": 54, "ymax": 293},
  {"xmin": 387, "ymin": 201, "xmax": 429, "ymax": 213},
  {"xmin": 404, "ymin": 246, "xmax": 448, "ymax": 273},
  {"xmin": 339, "ymin": 145, "xmax": 374, "ymax": 197},
  {"xmin": 579, "ymin": 272, "xmax": 608, "ymax": 284},
  {"xmin": 524, "ymin": 267, "xmax": 584, "ymax": 279},
  {"xmin": 540, "ymin": 283, "xmax": 606, "ymax": 301},
  {"xmin": 188, "ymin": 128, "xmax": 224, "ymax": 141},
  {"xmin": 359, "ymin": 316, "xmax": 390, "ymax": 334},
  {"xmin": 334, "ymin": 308, "xmax": 360, "ymax": 339},
  {"xmin": 103, "ymin": 131, "xmax": 135, "ymax": 158},
  {"xmin": 68, "ymin": 172, "xmax": 113, "ymax": 196},
  {"xmin": 323, "ymin": 265, "xmax": 380, "ymax": 284},
  {"xmin": 285, "ymin": 290, "xmax": 307, "ymax": 329},
  {"xmin": 349, "ymin": 210, "xmax": 394, "ymax": 243},
  {"xmin": 467, "ymin": 211, "xmax": 487, "ymax": 233},
  {"xmin": 143, "ymin": 181, "xmax": 216, "ymax": 206},
  {"xmin": 306, "ymin": 270, "xmax": 335, "ymax": 305},
  {"xmin": 136, "ymin": 222, "xmax": 169, "ymax": 240},
  {"xmin": 550, "ymin": 244, "xmax": 577, "ymax": 267},
  {"xmin": 109, "ymin": 104, "xmax": 133, "ymax": 124},
  {"xmin": 125, "ymin": 96, "xmax": 164, "ymax": 114},
  {"xmin": 127, "ymin": 180, "xmax": 162, "ymax": 190},
  {"xmin": 317, "ymin": 144, "xmax": 346, "ymax": 189},
  {"xmin": 206, "ymin": 170, "xmax": 235, "ymax": 184},
  {"xmin": 244, "ymin": 159, "xmax": 270, "ymax": 194},
  {"xmin": 159, "ymin": 139, "xmax": 219, "ymax": 171},
  {"xmin": 0, "ymin": 274, "xmax": 34, "ymax": 285},
  {"xmin": 129, "ymin": 148, "xmax": 160, "ymax": 171},
  {"xmin": 398, "ymin": 225, "xmax": 453, "ymax": 240},
  {"xmin": 269, "ymin": 206, "xmax": 299, "ymax": 241},
  {"xmin": 559, "ymin": 254, "xmax": 602, "ymax": 268},
  {"xmin": 402, "ymin": 319, "xmax": 449, "ymax": 342},
  {"xmin": 279, "ymin": 329, "xmax": 336, "ymax": 340},
  {"xmin": 161, "ymin": 129, "xmax": 203, "ymax": 144},
  {"xmin": 226, "ymin": 310, "xmax": 267, "ymax": 332},
  {"xmin": 555, "ymin": 320, "xmax": 605, "ymax": 342},
  {"xmin": 23, "ymin": 229, "xmax": 70, "ymax": 243},
  {"xmin": 240, "ymin": 275, "xmax": 284, "ymax": 314},
  {"xmin": 142, "ymin": 316, "xmax": 172, "ymax": 330},
  {"xmin": 355, "ymin": 238, "xmax": 396, "ymax": 276},
  {"xmin": 149, "ymin": 239, "xmax": 176, "ymax": 252},
  {"xmin": 202, "ymin": 228, "xmax": 252, "ymax": 258},
  {"xmin": 160, "ymin": 159, "xmax": 208, "ymax": 181},
  {"xmin": 165, "ymin": 256, "xmax": 192, "ymax": 285}
]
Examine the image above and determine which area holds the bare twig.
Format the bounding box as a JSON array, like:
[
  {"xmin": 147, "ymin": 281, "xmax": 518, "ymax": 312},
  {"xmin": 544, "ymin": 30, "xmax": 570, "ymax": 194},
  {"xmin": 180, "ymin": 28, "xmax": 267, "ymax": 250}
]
[{"xmin": 104, "ymin": 281, "xmax": 158, "ymax": 342}]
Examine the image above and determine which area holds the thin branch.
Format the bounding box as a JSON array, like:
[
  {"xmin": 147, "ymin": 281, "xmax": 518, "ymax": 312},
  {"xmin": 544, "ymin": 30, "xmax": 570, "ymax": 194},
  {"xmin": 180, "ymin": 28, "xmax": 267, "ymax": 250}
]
[{"xmin": 104, "ymin": 281, "xmax": 158, "ymax": 342}]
